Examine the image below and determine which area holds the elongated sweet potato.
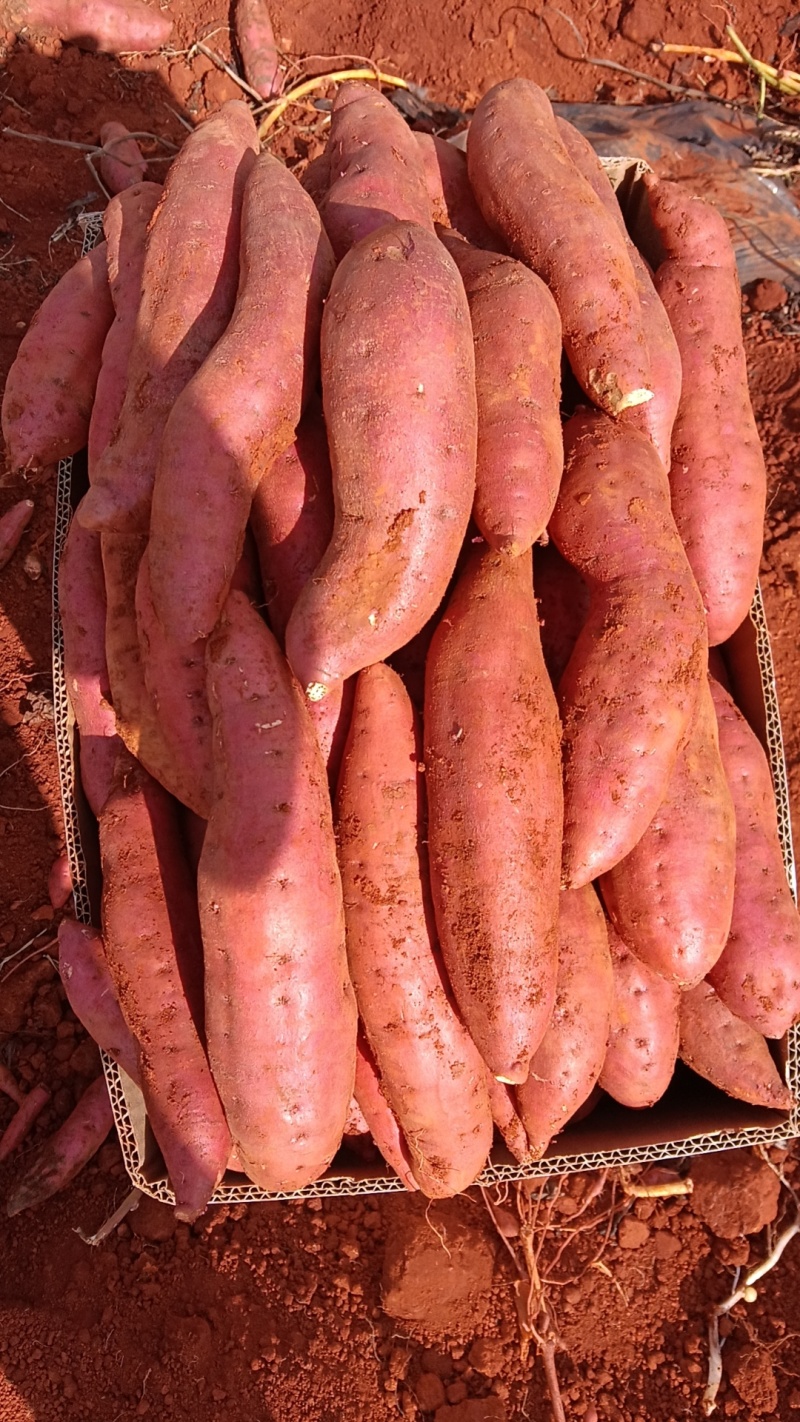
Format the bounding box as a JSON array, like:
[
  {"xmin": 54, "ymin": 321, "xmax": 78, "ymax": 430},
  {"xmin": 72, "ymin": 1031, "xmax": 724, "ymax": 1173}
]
[
  {"xmin": 425, "ymin": 545, "xmax": 563, "ymax": 1084},
  {"xmin": 319, "ymin": 82, "xmax": 434, "ymax": 258},
  {"xmin": 550, "ymin": 409, "xmax": 707, "ymax": 887},
  {"xmin": 467, "ymin": 80, "xmax": 652, "ymax": 417},
  {"xmin": 646, "ymin": 175, "xmax": 766, "ymax": 644},
  {"xmin": 600, "ymin": 677, "xmax": 735, "ymax": 987},
  {"xmin": 4, "ymin": 0, "xmax": 172, "ymax": 51},
  {"xmin": 534, "ymin": 543, "xmax": 589, "ymax": 688},
  {"xmin": 708, "ymin": 678, "xmax": 800, "ymax": 1037},
  {"xmin": 98, "ymin": 121, "xmax": 147, "ymax": 193},
  {"xmin": 554, "ymin": 119, "xmax": 681, "ymax": 467},
  {"xmin": 6, "ymin": 1075, "xmax": 114, "ymax": 1218},
  {"xmin": 337, "ymin": 662, "xmax": 493, "ymax": 1197},
  {"xmin": 0, "ymin": 498, "xmax": 34, "ymax": 571},
  {"xmin": 199, "ymin": 591, "xmax": 356, "ymax": 1191},
  {"xmin": 439, "ymin": 231, "xmax": 563, "ymax": 554},
  {"xmin": 2, "ymin": 243, "xmax": 113, "ymax": 468},
  {"xmin": 58, "ymin": 506, "xmax": 121, "ymax": 818},
  {"xmin": 100, "ymin": 751, "xmax": 230, "ymax": 1218},
  {"xmin": 680, "ymin": 981, "xmax": 792, "ymax": 1110},
  {"xmin": 286, "ymin": 221, "xmax": 477, "ymax": 701},
  {"xmin": 147, "ymin": 152, "xmax": 334, "ymax": 644},
  {"xmin": 487, "ymin": 1075, "xmax": 532, "ymax": 1164},
  {"xmin": 0, "ymin": 1085, "xmax": 50, "ymax": 1163},
  {"xmin": 88, "ymin": 181, "xmax": 162, "ymax": 473},
  {"xmin": 516, "ymin": 884, "xmax": 613, "ymax": 1157},
  {"xmin": 79, "ymin": 102, "xmax": 259, "ymax": 533},
  {"xmin": 233, "ymin": 0, "xmax": 282, "ymax": 97},
  {"xmin": 58, "ymin": 918, "xmax": 141, "ymax": 1084},
  {"xmin": 354, "ymin": 1036, "xmax": 419, "ymax": 1192},
  {"xmin": 414, "ymin": 134, "xmax": 500, "ymax": 249},
  {"xmin": 599, "ymin": 922, "xmax": 680, "ymax": 1109},
  {"xmin": 301, "ymin": 151, "xmax": 330, "ymax": 206}
]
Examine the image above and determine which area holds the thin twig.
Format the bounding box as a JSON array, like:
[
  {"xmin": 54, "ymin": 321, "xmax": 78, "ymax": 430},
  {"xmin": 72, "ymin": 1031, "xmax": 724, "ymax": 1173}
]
[
  {"xmin": 259, "ymin": 66, "xmax": 410, "ymax": 139},
  {"xmin": 75, "ymin": 1188, "xmax": 142, "ymax": 1246},
  {"xmin": 548, "ymin": 7, "xmax": 717, "ymax": 99},
  {"xmin": 192, "ymin": 41, "xmax": 267, "ymax": 105}
]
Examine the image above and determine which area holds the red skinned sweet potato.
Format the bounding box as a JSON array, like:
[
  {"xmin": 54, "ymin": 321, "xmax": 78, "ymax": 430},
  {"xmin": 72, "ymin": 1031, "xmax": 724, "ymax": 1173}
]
[
  {"xmin": 425, "ymin": 545, "xmax": 563, "ymax": 1084},
  {"xmin": 439, "ymin": 230, "xmax": 563, "ymax": 554},
  {"xmin": 599, "ymin": 922, "xmax": 680, "ymax": 1109},
  {"xmin": 48, "ymin": 852, "xmax": 73, "ymax": 910},
  {"xmin": 307, "ymin": 674, "xmax": 355, "ymax": 788},
  {"xmin": 79, "ymin": 102, "xmax": 259, "ymax": 533},
  {"xmin": 233, "ymin": 0, "xmax": 282, "ymax": 97},
  {"xmin": 467, "ymin": 80, "xmax": 652, "ymax": 417},
  {"xmin": 148, "ymin": 152, "xmax": 334, "ymax": 644},
  {"xmin": 534, "ymin": 543, "xmax": 589, "ymax": 688},
  {"xmin": 286, "ymin": 220, "xmax": 477, "ymax": 701},
  {"xmin": 413, "ymin": 134, "xmax": 500, "ymax": 249},
  {"xmin": 0, "ymin": 1084, "xmax": 50, "ymax": 1162},
  {"xmin": 516, "ymin": 884, "xmax": 613, "ymax": 1157},
  {"xmin": 98, "ymin": 121, "xmax": 147, "ymax": 193},
  {"xmin": 554, "ymin": 119, "xmax": 681, "ymax": 468},
  {"xmin": 680, "ymin": 981, "xmax": 792, "ymax": 1110},
  {"xmin": 550, "ymin": 409, "xmax": 707, "ymax": 887},
  {"xmin": 600, "ymin": 677, "xmax": 735, "ymax": 987},
  {"xmin": 708, "ymin": 678, "xmax": 800, "ymax": 1037},
  {"xmin": 353, "ymin": 1036, "xmax": 419, "ymax": 1192},
  {"xmin": 6, "ymin": 1075, "xmax": 114, "ymax": 1217},
  {"xmin": 301, "ymin": 151, "xmax": 330, "ymax": 206},
  {"xmin": 199, "ymin": 591, "xmax": 356, "ymax": 1191},
  {"xmin": 337, "ymin": 662, "xmax": 493, "ymax": 1197},
  {"xmin": 88, "ymin": 180, "xmax": 162, "ymax": 473},
  {"xmin": 4, "ymin": 0, "xmax": 172, "ymax": 51},
  {"xmin": 2, "ymin": 243, "xmax": 113, "ymax": 468},
  {"xmin": 646, "ymin": 175, "xmax": 766, "ymax": 644},
  {"xmin": 486, "ymin": 1076, "xmax": 532, "ymax": 1164},
  {"xmin": 100, "ymin": 750, "xmax": 230, "ymax": 1218},
  {"xmin": 319, "ymin": 82, "xmax": 434, "ymax": 259},
  {"xmin": 0, "ymin": 498, "xmax": 34, "ymax": 571},
  {"xmin": 58, "ymin": 918, "xmax": 141, "ymax": 1084}
]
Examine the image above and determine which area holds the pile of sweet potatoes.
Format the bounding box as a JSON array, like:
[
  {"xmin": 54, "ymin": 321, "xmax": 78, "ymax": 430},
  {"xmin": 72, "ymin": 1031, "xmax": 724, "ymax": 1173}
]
[{"xmin": 3, "ymin": 79, "xmax": 797, "ymax": 1218}]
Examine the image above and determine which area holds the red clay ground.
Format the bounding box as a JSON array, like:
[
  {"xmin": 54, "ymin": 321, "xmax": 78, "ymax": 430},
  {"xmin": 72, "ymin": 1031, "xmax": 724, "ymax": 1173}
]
[{"xmin": 3, "ymin": 1, "xmax": 800, "ymax": 1418}]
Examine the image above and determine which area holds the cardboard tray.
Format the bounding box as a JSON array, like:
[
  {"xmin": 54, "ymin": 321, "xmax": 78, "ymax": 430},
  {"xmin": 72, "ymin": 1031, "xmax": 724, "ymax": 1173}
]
[{"xmin": 53, "ymin": 174, "xmax": 800, "ymax": 1205}]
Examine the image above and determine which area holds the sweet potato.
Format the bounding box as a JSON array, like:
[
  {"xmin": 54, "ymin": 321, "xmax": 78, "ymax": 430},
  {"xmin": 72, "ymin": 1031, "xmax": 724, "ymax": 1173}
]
[
  {"xmin": 319, "ymin": 82, "xmax": 434, "ymax": 259},
  {"xmin": 4, "ymin": 0, "xmax": 172, "ymax": 50},
  {"xmin": 550, "ymin": 409, "xmax": 707, "ymax": 887},
  {"xmin": 58, "ymin": 506, "xmax": 121, "ymax": 818},
  {"xmin": 98, "ymin": 121, "xmax": 148, "ymax": 193},
  {"xmin": 233, "ymin": 0, "xmax": 282, "ymax": 98},
  {"xmin": 413, "ymin": 134, "xmax": 501, "ymax": 249},
  {"xmin": 301, "ymin": 151, "xmax": 330, "ymax": 206},
  {"xmin": 286, "ymin": 220, "xmax": 477, "ymax": 700},
  {"xmin": 199, "ymin": 591, "xmax": 356, "ymax": 1191},
  {"xmin": 439, "ymin": 231, "xmax": 563, "ymax": 554},
  {"xmin": 58, "ymin": 918, "xmax": 141, "ymax": 1084},
  {"xmin": 599, "ymin": 922, "xmax": 680, "ymax": 1109},
  {"xmin": 486, "ymin": 1076, "xmax": 532, "ymax": 1164},
  {"xmin": 0, "ymin": 1084, "xmax": 50, "ymax": 1162},
  {"xmin": 250, "ymin": 406, "xmax": 334, "ymax": 646},
  {"xmin": 707, "ymin": 678, "xmax": 800, "ymax": 1037},
  {"xmin": 147, "ymin": 152, "xmax": 335, "ymax": 645},
  {"xmin": 48, "ymin": 852, "xmax": 73, "ymax": 910},
  {"xmin": 424, "ymin": 545, "xmax": 563, "ymax": 1084},
  {"xmin": 646, "ymin": 175, "xmax": 766, "ymax": 644},
  {"xmin": 680, "ymin": 981, "xmax": 792, "ymax": 1110},
  {"xmin": 88, "ymin": 181, "xmax": 162, "ymax": 473},
  {"xmin": 353, "ymin": 1036, "xmax": 419, "ymax": 1192},
  {"xmin": 601, "ymin": 675, "xmax": 736, "ymax": 987},
  {"xmin": 516, "ymin": 885, "xmax": 613, "ymax": 1157},
  {"xmin": 6, "ymin": 1075, "xmax": 114, "ymax": 1218},
  {"xmin": 100, "ymin": 751, "xmax": 230, "ymax": 1218},
  {"xmin": 554, "ymin": 119, "xmax": 681, "ymax": 468},
  {"xmin": 337, "ymin": 662, "xmax": 493, "ymax": 1197},
  {"xmin": 467, "ymin": 80, "xmax": 652, "ymax": 417},
  {"xmin": 79, "ymin": 102, "xmax": 259, "ymax": 533},
  {"xmin": 2, "ymin": 243, "xmax": 113, "ymax": 468},
  {"xmin": 534, "ymin": 543, "xmax": 589, "ymax": 688},
  {"xmin": 0, "ymin": 498, "xmax": 34, "ymax": 571},
  {"xmin": 308, "ymin": 675, "xmax": 355, "ymax": 787}
]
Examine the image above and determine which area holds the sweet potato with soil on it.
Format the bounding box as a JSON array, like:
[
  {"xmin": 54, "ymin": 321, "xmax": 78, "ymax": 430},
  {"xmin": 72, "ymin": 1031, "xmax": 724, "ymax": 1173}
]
[
  {"xmin": 413, "ymin": 134, "xmax": 501, "ymax": 250},
  {"xmin": 516, "ymin": 884, "xmax": 613, "ymax": 1158},
  {"xmin": 439, "ymin": 231, "xmax": 563, "ymax": 555},
  {"xmin": 599, "ymin": 922, "xmax": 680, "ymax": 1109},
  {"xmin": 2, "ymin": 244, "xmax": 113, "ymax": 469},
  {"xmin": 58, "ymin": 505, "xmax": 121, "ymax": 818},
  {"xmin": 550, "ymin": 409, "xmax": 707, "ymax": 888},
  {"xmin": 319, "ymin": 82, "xmax": 434, "ymax": 259},
  {"xmin": 233, "ymin": 0, "xmax": 282, "ymax": 98},
  {"xmin": 88, "ymin": 181, "xmax": 162, "ymax": 475},
  {"xmin": 148, "ymin": 151, "xmax": 335, "ymax": 645},
  {"xmin": 285, "ymin": 220, "xmax": 477, "ymax": 701},
  {"xmin": 424, "ymin": 545, "xmax": 563, "ymax": 1085},
  {"xmin": 98, "ymin": 121, "xmax": 148, "ymax": 193},
  {"xmin": 0, "ymin": 1084, "xmax": 51, "ymax": 1163},
  {"xmin": 99, "ymin": 751, "xmax": 231, "ymax": 1218},
  {"xmin": 554, "ymin": 118, "xmax": 682, "ymax": 469},
  {"xmin": 534, "ymin": 542, "xmax": 589, "ymax": 688},
  {"xmin": 486, "ymin": 1076, "xmax": 532, "ymax": 1164},
  {"xmin": 0, "ymin": 499, "xmax": 34, "ymax": 572},
  {"xmin": 680, "ymin": 981, "xmax": 792, "ymax": 1110},
  {"xmin": 707, "ymin": 678, "xmax": 800, "ymax": 1037},
  {"xmin": 467, "ymin": 80, "xmax": 652, "ymax": 418},
  {"xmin": 353, "ymin": 1035, "xmax": 419, "ymax": 1192},
  {"xmin": 646, "ymin": 175, "xmax": 766, "ymax": 645},
  {"xmin": 600, "ymin": 677, "xmax": 736, "ymax": 988},
  {"xmin": 337, "ymin": 662, "xmax": 494, "ymax": 1198},
  {"xmin": 307, "ymin": 675, "xmax": 356, "ymax": 788},
  {"xmin": 58, "ymin": 918, "xmax": 141, "ymax": 1085},
  {"xmin": 6, "ymin": 1074, "xmax": 114, "ymax": 1218},
  {"xmin": 199, "ymin": 591, "xmax": 357, "ymax": 1192},
  {"xmin": 2, "ymin": 0, "xmax": 172, "ymax": 51},
  {"xmin": 79, "ymin": 102, "xmax": 259, "ymax": 533}
]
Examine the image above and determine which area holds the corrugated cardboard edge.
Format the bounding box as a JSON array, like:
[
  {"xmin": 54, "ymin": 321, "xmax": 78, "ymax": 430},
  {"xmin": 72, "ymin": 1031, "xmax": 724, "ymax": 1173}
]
[{"xmin": 53, "ymin": 198, "xmax": 799, "ymax": 1207}]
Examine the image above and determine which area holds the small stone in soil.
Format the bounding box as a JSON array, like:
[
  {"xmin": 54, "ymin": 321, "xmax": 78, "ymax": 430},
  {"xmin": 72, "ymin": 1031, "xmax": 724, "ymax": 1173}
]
[
  {"xmin": 415, "ymin": 1374, "xmax": 446, "ymax": 1412},
  {"xmin": 749, "ymin": 278, "xmax": 788, "ymax": 312},
  {"xmin": 617, "ymin": 1217, "xmax": 650, "ymax": 1249},
  {"xmin": 726, "ymin": 1343, "xmax": 778, "ymax": 1413},
  {"xmin": 381, "ymin": 1198, "xmax": 496, "ymax": 1329},
  {"xmin": 691, "ymin": 1149, "xmax": 781, "ymax": 1238}
]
